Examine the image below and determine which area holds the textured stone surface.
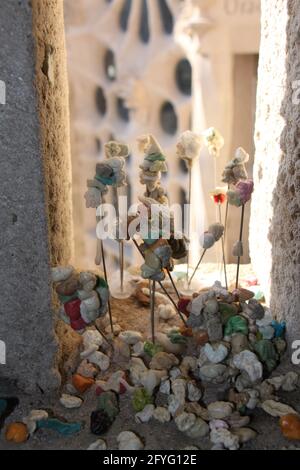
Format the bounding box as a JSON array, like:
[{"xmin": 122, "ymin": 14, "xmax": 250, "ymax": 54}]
[
  {"xmin": 32, "ymin": 0, "xmax": 74, "ymax": 266},
  {"xmin": 250, "ymin": 0, "xmax": 300, "ymax": 344},
  {"xmin": 0, "ymin": 0, "xmax": 74, "ymax": 393},
  {"xmin": 64, "ymin": 0, "xmax": 260, "ymax": 268}
]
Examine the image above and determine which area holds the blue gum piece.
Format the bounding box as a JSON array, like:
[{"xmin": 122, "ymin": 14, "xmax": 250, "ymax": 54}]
[{"xmin": 36, "ymin": 418, "xmax": 82, "ymax": 436}]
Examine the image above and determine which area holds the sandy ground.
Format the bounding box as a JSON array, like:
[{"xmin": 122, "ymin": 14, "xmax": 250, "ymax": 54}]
[{"xmin": 1, "ymin": 265, "xmax": 300, "ymax": 451}]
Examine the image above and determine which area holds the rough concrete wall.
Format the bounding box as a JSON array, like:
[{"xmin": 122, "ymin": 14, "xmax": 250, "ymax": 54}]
[
  {"xmin": 250, "ymin": 0, "xmax": 300, "ymax": 343},
  {"xmin": 0, "ymin": 0, "xmax": 77, "ymax": 394},
  {"xmin": 32, "ymin": 0, "xmax": 74, "ymax": 266}
]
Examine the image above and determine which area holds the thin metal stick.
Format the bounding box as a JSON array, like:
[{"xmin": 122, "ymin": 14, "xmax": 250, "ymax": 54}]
[
  {"xmin": 100, "ymin": 239, "xmax": 114, "ymax": 335},
  {"xmin": 114, "ymin": 186, "xmax": 125, "ymax": 295},
  {"xmin": 213, "ymin": 157, "xmax": 219, "ymax": 223},
  {"xmin": 94, "ymin": 322, "xmax": 114, "ymax": 352},
  {"xmin": 96, "ymin": 192, "xmax": 114, "ymax": 334},
  {"xmin": 132, "ymin": 238, "xmax": 144, "ymax": 258},
  {"xmin": 150, "ymin": 280, "xmax": 156, "ymax": 343},
  {"xmin": 218, "ymin": 203, "xmax": 228, "ymax": 290},
  {"xmin": 167, "ymin": 269, "xmax": 180, "ymax": 300},
  {"xmin": 224, "ymin": 184, "xmax": 230, "ymax": 244},
  {"xmin": 186, "ymin": 161, "xmax": 192, "ymax": 286},
  {"xmin": 224, "ymin": 201, "xmax": 229, "ymax": 243},
  {"xmin": 159, "ymin": 282, "xmax": 188, "ymax": 327},
  {"xmin": 132, "ymin": 238, "xmax": 187, "ymax": 327},
  {"xmin": 188, "ymin": 249, "xmax": 207, "ymax": 287},
  {"xmin": 236, "ymin": 204, "xmax": 245, "ymax": 289},
  {"xmin": 119, "ymin": 240, "xmax": 124, "ymax": 293},
  {"xmin": 95, "ymin": 211, "xmax": 114, "ymax": 335},
  {"xmin": 95, "ymin": 238, "xmax": 102, "ymax": 266}
]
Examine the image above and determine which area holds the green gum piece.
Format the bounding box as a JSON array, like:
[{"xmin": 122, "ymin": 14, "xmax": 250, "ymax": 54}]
[
  {"xmin": 224, "ymin": 315, "xmax": 249, "ymax": 336},
  {"xmin": 219, "ymin": 303, "xmax": 238, "ymax": 325},
  {"xmin": 95, "ymin": 174, "xmax": 116, "ymax": 186},
  {"xmin": 144, "ymin": 341, "xmax": 164, "ymax": 357},
  {"xmin": 58, "ymin": 293, "xmax": 78, "ymax": 304},
  {"xmin": 132, "ymin": 388, "xmax": 154, "ymax": 412},
  {"xmin": 96, "ymin": 276, "xmax": 108, "ymax": 289},
  {"xmin": 97, "ymin": 392, "xmax": 119, "ymax": 420},
  {"xmin": 254, "ymin": 340, "xmax": 278, "ymax": 372},
  {"xmin": 36, "ymin": 418, "xmax": 82, "ymax": 436},
  {"xmin": 167, "ymin": 330, "xmax": 187, "ymax": 345},
  {"xmin": 146, "ymin": 152, "xmax": 166, "ymax": 162}
]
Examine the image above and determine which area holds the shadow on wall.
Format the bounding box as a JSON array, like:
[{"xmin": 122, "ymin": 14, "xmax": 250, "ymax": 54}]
[
  {"xmin": 228, "ymin": 54, "xmax": 259, "ymax": 264},
  {"xmin": 270, "ymin": 0, "xmax": 300, "ymax": 344}
]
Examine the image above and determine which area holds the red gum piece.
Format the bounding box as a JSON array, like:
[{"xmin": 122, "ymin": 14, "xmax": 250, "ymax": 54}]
[
  {"xmin": 71, "ymin": 317, "xmax": 87, "ymax": 331},
  {"xmin": 178, "ymin": 298, "xmax": 191, "ymax": 317},
  {"xmin": 213, "ymin": 194, "xmax": 226, "ymax": 204},
  {"xmin": 119, "ymin": 382, "xmax": 127, "ymax": 395},
  {"xmin": 95, "ymin": 386, "xmax": 105, "ymax": 396},
  {"xmin": 64, "ymin": 298, "xmax": 81, "ymax": 320}
]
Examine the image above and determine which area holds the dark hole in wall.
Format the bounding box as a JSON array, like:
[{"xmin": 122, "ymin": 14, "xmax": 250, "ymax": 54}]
[
  {"xmin": 117, "ymin": 97, "xmax": 130, "ymax": 122},
  {"xmin": 158, "ymin": 0, "xmax": 174, "ymax": 34},
  {"xmin": 140, "ymin": 0, "xmax": 150, "ymax": 43},
  {"xmin": 95, "ymin": 86, "xmax": 107, "ymax": 115},
  {"xmin": 175, "ymin": 59, "xmax": 192, "ymax": 96},
  {"xmin": 120, "ymin": 0, "xmax": 132, "ymax": 31},
  {"xmin": 160, "ymin": 101, "xmax": 178, "ymax": 135},
  {"xmin": 104, "ymin": 49, "xmax": 117, "ymax": 81}
]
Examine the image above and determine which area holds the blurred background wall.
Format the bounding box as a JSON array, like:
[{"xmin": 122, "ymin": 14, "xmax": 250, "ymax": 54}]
[{"xmin": 64, "ymin": 0, "xmax": 261, "ymax": 272}]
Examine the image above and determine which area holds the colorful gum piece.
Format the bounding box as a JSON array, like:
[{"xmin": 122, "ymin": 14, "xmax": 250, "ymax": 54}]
[{"xmin": 280, "ymin": 414, "xmax": 300, "ymax": 441}]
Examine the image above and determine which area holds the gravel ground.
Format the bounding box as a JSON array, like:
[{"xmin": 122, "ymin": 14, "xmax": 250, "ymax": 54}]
[
  {"xmin": 0, "ymin": 378, "xmax": 300, "ymax": 451},
  {"xmin": 1, "ymin": 264, "xmax": 299, "ymax": 451}
]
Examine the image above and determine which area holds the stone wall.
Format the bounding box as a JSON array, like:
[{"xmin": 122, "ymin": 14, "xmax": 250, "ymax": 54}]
[
  {"xmin": 64, "ymin": 0, "xmax": 193, "ymax": 270},
  {"xmin": 250, "ymin": 0, "xmax": 300, "ymax": 343},
  {"xmin": 65, "ymin": 0, "xmax": 261, "ymax": 271},
  {"xmin": 0, "ymin": 0, "xmax": 77, "ymax": 394}
]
